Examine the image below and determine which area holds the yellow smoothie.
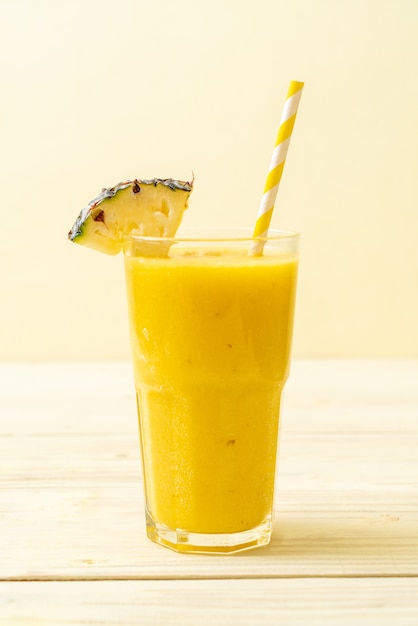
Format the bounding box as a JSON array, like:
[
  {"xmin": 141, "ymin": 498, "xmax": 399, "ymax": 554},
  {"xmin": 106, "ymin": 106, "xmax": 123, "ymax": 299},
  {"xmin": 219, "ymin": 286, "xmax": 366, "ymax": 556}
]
[{"xmin": 124, "ymin": 243, "xmax": 298, "ymax": 542}]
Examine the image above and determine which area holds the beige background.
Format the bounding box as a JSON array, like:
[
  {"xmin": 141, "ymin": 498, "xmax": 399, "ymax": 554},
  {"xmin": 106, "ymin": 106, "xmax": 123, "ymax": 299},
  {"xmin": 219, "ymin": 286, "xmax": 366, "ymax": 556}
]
[{"xmin": 0, "ymin": 0, "xmax": 417, "ymax": 360}]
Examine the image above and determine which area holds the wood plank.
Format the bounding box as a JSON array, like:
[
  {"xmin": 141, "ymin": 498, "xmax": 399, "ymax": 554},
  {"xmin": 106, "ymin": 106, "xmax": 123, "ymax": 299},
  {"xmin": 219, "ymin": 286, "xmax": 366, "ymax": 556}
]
[
  {"xmin": 1, "ymin": 360, "xmax": 417, "ymax": 435},
  {"xmin": 1, "ymin": 360, "xmax": 417, "ymax": 580},
  {"xmin": 1, "ymin": 432, "xmax": 417, "ymax": 579},
  {"xmin": 0, "ymin": 361, "xmax": 137, "ymax": 435},
  {"xmin": 1, "ymin": 578, "xmax": 418, "ymax": 625},
  {"xmin": 284, "ymin": 359, "xmax": 418, "ymax": 433}
]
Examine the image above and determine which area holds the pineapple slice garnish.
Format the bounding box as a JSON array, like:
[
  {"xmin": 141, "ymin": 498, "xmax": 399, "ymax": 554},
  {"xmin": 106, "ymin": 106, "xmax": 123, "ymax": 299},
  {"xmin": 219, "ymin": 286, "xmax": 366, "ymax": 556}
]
[{"xmin": 68, "ymin": 178, "xmax": 193, "ymax": 255}]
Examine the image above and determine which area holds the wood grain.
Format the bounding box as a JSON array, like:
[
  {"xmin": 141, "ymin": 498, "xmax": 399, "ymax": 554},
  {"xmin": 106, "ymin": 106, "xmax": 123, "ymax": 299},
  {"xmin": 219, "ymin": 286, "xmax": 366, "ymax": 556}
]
[
  {"xmin": 0, "ymin": 579, "xmax": 418, "ymax": 625},
  {"xmin": 0, "ymin": 360, "xmax": 417, "ymax": 623}
]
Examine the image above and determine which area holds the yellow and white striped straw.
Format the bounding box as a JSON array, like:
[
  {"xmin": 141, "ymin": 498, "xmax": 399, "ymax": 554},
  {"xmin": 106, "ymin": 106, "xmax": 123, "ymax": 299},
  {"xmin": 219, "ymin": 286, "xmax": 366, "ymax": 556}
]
[{"xmin": 251, "ymin": 80, "xmax": 304, "ymax": 253}]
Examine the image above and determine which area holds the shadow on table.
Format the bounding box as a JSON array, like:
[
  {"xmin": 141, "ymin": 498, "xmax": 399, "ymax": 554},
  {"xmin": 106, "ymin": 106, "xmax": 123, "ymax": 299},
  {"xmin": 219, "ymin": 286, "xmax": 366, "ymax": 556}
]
[{"xmin": 236, "ymin": 513, "xmax": 417, "ymax": 565}]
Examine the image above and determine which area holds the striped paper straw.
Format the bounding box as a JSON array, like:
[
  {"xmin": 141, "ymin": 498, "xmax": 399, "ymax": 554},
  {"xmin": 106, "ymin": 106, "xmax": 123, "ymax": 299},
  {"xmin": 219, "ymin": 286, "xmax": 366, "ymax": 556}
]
[{"xmin": 251, "ymin": 80, "xmax": 304, "ymax": 254}]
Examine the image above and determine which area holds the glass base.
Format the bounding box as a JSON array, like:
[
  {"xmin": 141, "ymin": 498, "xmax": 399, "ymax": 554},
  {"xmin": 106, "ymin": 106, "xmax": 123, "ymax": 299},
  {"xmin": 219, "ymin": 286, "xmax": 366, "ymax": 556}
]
[{"xmin": 145, "ymin": 510, "xmax": 272, "ymax": 554}]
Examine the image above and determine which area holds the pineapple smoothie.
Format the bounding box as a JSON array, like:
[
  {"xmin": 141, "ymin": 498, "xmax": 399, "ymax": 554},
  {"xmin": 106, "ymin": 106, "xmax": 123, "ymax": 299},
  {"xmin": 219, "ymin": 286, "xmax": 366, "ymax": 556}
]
[
  {"xmin": 124, "ymin": 232, "xmax": 299, "ymax": 552},
  {"xmin": 68, "ymin": 179, "xmax": 299, "ymax": 553}
]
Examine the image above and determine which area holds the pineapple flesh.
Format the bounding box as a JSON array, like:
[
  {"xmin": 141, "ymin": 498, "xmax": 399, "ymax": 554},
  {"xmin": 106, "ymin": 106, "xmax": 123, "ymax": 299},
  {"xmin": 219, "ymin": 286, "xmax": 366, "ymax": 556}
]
[{"xmin": 68, "ymin": 178, "xmax": 193, "ymax": 255}]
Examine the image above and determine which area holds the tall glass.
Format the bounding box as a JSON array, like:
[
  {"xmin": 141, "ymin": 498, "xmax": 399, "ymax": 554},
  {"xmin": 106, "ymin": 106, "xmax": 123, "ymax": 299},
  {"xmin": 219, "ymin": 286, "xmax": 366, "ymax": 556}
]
[{"xmin": 124, "ymin": 228, "xmax": 299, "ymax": 553}]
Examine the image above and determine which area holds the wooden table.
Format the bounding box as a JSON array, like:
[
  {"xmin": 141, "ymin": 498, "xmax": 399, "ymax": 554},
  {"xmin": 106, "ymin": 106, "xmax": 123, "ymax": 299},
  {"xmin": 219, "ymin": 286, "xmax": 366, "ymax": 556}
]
[{"xmin": 1, "ymin": 359, "xmax": 417, "ymax": 624}]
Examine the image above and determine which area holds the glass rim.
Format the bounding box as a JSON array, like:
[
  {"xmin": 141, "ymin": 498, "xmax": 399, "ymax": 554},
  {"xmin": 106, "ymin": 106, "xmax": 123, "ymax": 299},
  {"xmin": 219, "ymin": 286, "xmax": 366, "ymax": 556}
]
[{"xmin": 127, "ymin": 227, "xmax": 300, "ymax": 244}]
